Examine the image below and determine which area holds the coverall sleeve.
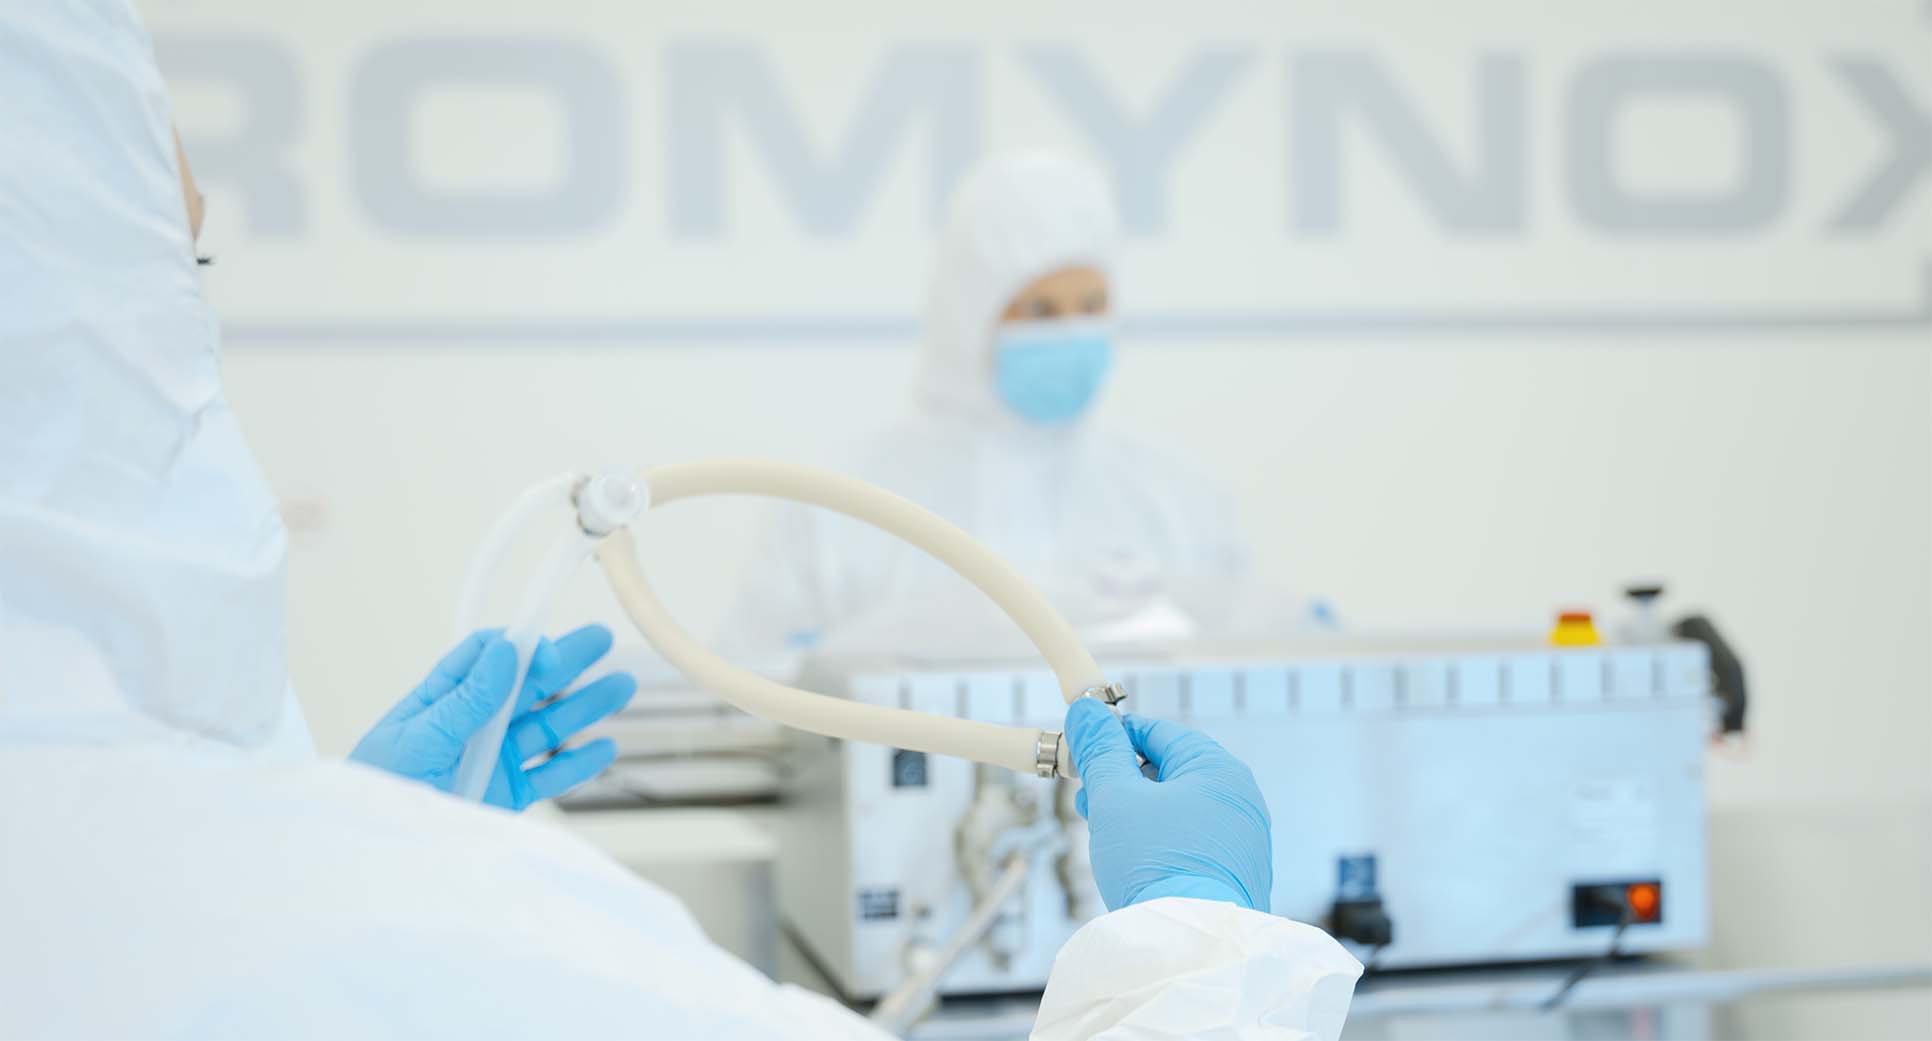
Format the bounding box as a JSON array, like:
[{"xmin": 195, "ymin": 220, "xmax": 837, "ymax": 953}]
[{"xmin": 1031, "ymin": 897, "xmax": 1363, "ymax": 1041}]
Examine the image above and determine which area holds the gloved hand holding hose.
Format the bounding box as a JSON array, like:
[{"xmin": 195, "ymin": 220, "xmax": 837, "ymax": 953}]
[
  {"xmin": 1064, "ymin": 697, "xmax": 1274, "ymax": 912},
  {"xmin": 350, "ymin": 624, "xmax": 636, "ymax": 810}
]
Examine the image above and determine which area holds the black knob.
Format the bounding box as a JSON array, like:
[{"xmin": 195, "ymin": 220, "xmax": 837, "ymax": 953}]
[{"xmin": 1624, "ymin": 582, "xmax": 1665, "ymax": 603}]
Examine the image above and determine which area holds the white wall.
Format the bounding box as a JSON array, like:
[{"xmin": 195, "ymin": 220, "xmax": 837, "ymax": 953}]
[{"xmin": 154, "ymin": 0, "xmax": 1930, "ymax": 820}]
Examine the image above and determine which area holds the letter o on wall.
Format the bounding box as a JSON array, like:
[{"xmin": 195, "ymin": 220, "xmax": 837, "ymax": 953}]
[
  {"xmin": 350, "ymin": 36, "xmax": 625, "ymax": 236},
  {"xmin": 1568, "ymin": 53, "xmax": 1789, "ymax": 235}
]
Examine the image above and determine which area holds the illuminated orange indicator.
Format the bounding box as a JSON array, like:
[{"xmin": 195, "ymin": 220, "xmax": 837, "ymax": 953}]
[{"xmin": 1626, "ymin": 882, "xmax": 1661, "ymax": 922}]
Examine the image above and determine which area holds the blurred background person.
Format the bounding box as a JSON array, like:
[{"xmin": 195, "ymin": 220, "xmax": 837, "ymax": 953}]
[{"xmin": 724, "ymin": 153, "xmax": 1255, "ymax": 664}]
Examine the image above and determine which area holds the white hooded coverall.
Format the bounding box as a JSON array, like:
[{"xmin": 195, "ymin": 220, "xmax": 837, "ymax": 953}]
[
  {"xmin": 0, "ymin": 4, "xmax": 1360, "ymax": 1037},
  {"xmin": 725, "ymin": 154, "xmax": 1252, "ymax": 661}
]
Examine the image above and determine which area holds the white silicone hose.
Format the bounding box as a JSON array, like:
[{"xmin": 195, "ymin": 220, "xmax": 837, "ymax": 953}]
[
  {"xmin": 594, "ymin": 460, "xmax": 1108, "ymax": 777},
  {"xmin": 451, "ymin": 473, "xmax": 580, "ymax": 638},
  {"xmin": 869, "ymin": 850, "xmax": 1034, "ymax": 1034},
  {"xmin": 447, "ymin": 471, "xmax": 634, "ymax": 804},
  {"xmin": 451, "ymin": 528, "xmax": 597, "ymax": 801}
]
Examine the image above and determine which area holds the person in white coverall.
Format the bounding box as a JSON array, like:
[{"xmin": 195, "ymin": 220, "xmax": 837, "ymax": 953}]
[
  {"xmin": 0, "ymin": 4, "xmax": 1361, "ymax": 1038},
  {"xmin": 725, "ymin": 153, "xmax": 1253, "ymax": 661}
]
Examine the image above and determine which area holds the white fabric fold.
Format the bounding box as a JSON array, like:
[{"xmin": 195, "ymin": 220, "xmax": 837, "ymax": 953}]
[{"xmin": 1034, "ymin": 897, "xmax": 1362, "ymax": 1041}]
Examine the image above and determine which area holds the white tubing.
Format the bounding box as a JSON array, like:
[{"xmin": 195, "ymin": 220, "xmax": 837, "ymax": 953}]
[
  {"xmin": 451, "ymin": 528, "xmax": 596, "ymax": 801},
  {"xmin": 642, "ymin": 460, "xmax": 1105, "ymax": 690},
  {"xmin": 594, "ymin": 459, "xmax": 1102, "ymax": 777},
  {"xmin": 869, "ymin": 851, "xmax": 1033, "ymax": 1035},
  {"xmin": 452, "ymin": 472, "xmax": 580, "ymax": 639},
  {"xmin": 600, "ymin": 533, "xmax": 1064, "ymax": 776}
]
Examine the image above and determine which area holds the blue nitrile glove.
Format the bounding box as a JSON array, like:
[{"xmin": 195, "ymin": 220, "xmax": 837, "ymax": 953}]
[
  {"xmin": 1065, "ymin": 697, "xmax": 1273, "ymax": 912},
  {"xmin": 350, "ymin": 624, "xmax": 636, "ymax": 810}
]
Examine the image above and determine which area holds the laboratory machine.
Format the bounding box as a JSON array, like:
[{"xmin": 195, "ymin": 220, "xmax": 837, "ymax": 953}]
[{"xmin": 778, "ymin": 637, "xmax": 1721, "ymax": 1001}]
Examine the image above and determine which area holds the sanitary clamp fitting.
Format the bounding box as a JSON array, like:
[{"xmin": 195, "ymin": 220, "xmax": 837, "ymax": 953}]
[
  {"xmin": 1034, "ymin": 730, "xmax": 1064, "ymax": 779},
  {"xmin": 1081, "ymin": 682, "xmax": 1128, "ymax": 706}
]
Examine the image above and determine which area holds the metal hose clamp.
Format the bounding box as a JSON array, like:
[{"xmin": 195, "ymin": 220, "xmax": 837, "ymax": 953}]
[
  {"xmin": 1034, "ymin": 730, "xmax": 1063, "ymax": 778},
  {"xmin": 1081, "ymin": 682, "xmax": 1127, "ymax": 706}
]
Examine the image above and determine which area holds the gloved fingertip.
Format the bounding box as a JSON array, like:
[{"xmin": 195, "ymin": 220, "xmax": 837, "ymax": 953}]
[
  {"xmin": 576, "ymin": 673, "xmax": 636, "ymax": 719},
  {"xmin": 1064, "ymin": 695, "xmax": 1110, "ymax": 731},
  {"xmin": 450, "ymin": 627, "xmax": 503, "ymax": 655},
  {"xmin": 522, "ymin": 738, "xmax": 620, "ymax": 804},
  {"xmin": 425, "ymin": 638, "xmax": 520, "ymax": 737},
  {"xmin": 1122, "ymin": 713, "xmax": 1228, "ymax": 782},
  {"xmin": 556, "ymin": 623, "xmax": 615, "ymax": 666},
  {"xmin": 1064, "ymin": 697, "xmax": 1135, "ymax": 782},
  {"xmin": 573, "ymin": 622, "xmax": 615, "ymax": 652},
  {"xmin": 1062, "ymin": 698, "xmax": 1105, "ymax": 754},
  {"xmin": 476, "ymin": 637, "xmax": 518, "ymax": 681},
  {"xmin": 424, "ymin": 628, "xmax": 509, "ymax": 691}
]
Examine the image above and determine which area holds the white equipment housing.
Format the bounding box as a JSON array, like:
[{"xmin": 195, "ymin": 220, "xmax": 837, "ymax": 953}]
[{"xmin": 778, "ymin": 638, "xmax": 1715, "ymax": 1000}]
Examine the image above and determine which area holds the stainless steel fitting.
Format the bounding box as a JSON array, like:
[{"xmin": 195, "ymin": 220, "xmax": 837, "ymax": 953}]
[
  {"xmin": 1081, "ymin": 682, "xmax": 1128, "ymax": 706},
  {"xmin": 1034, "ymin": 730, "xmax": 1064, "ymax": 778}
]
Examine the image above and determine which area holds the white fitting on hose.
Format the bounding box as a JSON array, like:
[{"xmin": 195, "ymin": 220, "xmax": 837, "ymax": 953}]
[
  {"xmin": 594, "ymin": 459, "xmax": 1116, "ymax": 778},
  {"xmin": 576, "ymin": 469, "xmax": 649, "ymax": 536}
]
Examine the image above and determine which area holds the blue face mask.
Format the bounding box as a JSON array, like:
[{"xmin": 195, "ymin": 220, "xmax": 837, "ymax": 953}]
[{"xmin": 992, "ymin": 320, "xmax": 1114, "ymax": 425}]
